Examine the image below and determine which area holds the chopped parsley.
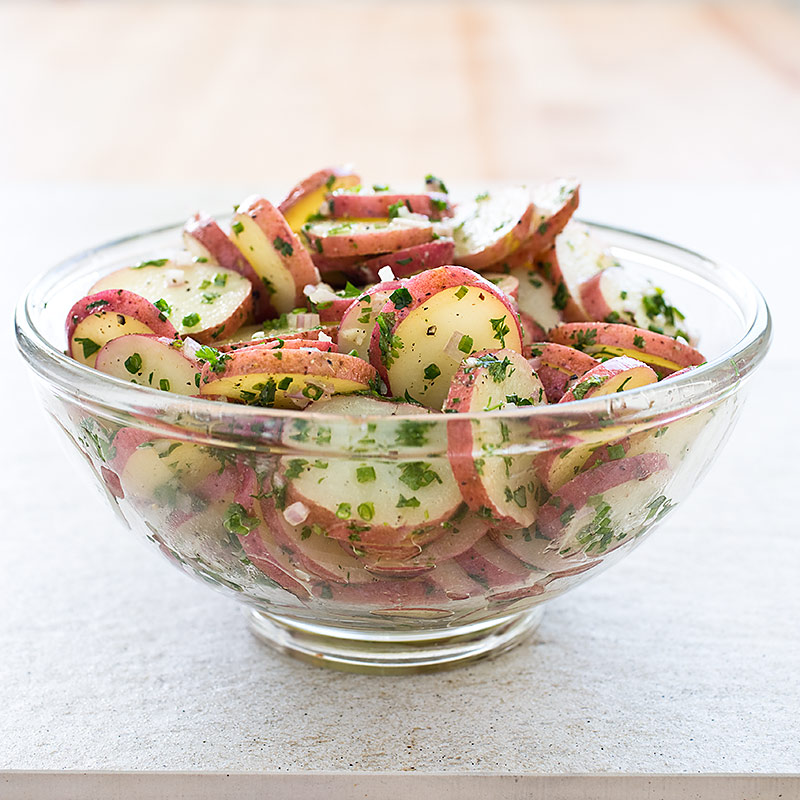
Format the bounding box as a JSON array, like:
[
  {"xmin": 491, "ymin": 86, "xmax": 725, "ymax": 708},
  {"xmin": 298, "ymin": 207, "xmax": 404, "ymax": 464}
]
[
  {"xmin": 375, "ymin": 311, "xmax": 403, "ymax": 367},
  {"xmin": 356, "ymin": 466, "xmax": 376, "ymax": 483},
  {"xmin": 458, "ymin": 334, "xmax": 473, "ymax": 354},
  {"xmin": 454, "ymin": 286, "xmax": 468, "ymax": 300},
  {"xmin": 633, "ymin": 334, "xmax": 646, "ymax": 349},
  {"xmin": 74, "ymin": 337, "xmax": 101, "ymax": 359},
  {"xmin": 572, "ymin": 374, "xmax": 607, "ymax": 400},
  {"xmin": 475, "ymin": 353, "xmax": 514, "ymax": 383},
  {"xmin": 396, "ymin": 495, "xmax": 420, "ymax": 508},
  {"xmin": 552, "ymin": 282, "xmax": 569, "ymax": 311},
  {"xmin": 423, "ymin": 363, "xmax": 441, "ymax": 381},
  {"xmin": 489, "ymin": 316, "xmax": 510, "ymax": 347},
  {"xmin": 133, "ymin": 258, "xmax": 169, "ymax": 269},
  {"xmin": 195, "ymin": 345, "xmax": 232, "ymax": 374},
  {"xmin": 159, "ymin": 378, "xmax": 170, "ymax": 392},
  {"xmin": 231, "ymin": 220, "xmax": 244, "ymax": 235},
  {"xmin": 389, "ymin": 287, "xmax": 413, "ymax": 309},
  {"xmin": 273, "ymin": 236, "xmax": 293, "ymax": 257},
  {"xmin": 395, "ymin": 420, "xmax": 432, "ymax": 447},
  {"xmin": 399, "ymin": 461, "xmax": 441, "ymax": 491},
  {"xmin": 223, "ymin": 503, "xmax": 260, "ymax": 536},
  {"xmin": 182, "ymin": 312, "xmax": 201, "ymax": 328},
  {"xmin": 124, "ymin": 353, "xmax": 142, "ymax": 374}
]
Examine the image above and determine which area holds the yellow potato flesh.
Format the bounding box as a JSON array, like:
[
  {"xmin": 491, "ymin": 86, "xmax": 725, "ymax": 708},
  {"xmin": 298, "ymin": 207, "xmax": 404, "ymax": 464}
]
[
  {"xmin": 283, "ymin": 176, "xmax": 361, "ymax": 233},
  {"xmin": 231, "ymin": 214, "xmax": 297, "ymax": 314},
  {"xmin": 200, "ymin": 372, "xmax": 370, "ymax": 408},
  {"xmin": 71, "ymin": 314, "xmax": 155, "ymax": 367},
  {"xmin": 585, "ymin": 345, "xmax": 682, "ymax": 373},
  {"xmin": 387, "ymin": 286, "xmax": 523, "ymax": 410}
]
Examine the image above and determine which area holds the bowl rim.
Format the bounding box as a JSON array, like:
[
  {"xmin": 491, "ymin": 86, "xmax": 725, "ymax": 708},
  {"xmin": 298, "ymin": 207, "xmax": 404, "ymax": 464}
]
[{"xmin": 15, "ymin": 217, "xmax": 772, "ymax": 436}]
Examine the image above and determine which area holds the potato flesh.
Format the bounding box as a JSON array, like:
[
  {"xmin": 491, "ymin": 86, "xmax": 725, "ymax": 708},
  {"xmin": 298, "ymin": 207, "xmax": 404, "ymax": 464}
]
[
  {"xmin": 283, "ymin": 175, "xmax": 360, "ymax": 232},
  {"xmin": 552, "ymin": 222, "xmax": 617, "ymax": 312},
  {"xmin": 231, "ymin": 214, "xmax": 297, "ymax": 313},
  {"xmin": 95, "ymin": 336, "xmax": 198, "ymax": 395},
  {"xmin": 460, "ymin": 356, "xmax": 545, "ymax": 526},
  {"xmin": 552, "ymin": 468, "xmax": 668, "ymax": 559},
  {"xmin": 387, "ymin": 286, "xmax": 523, "ymax": 409},
  {"xmin": 511, "ymin": 268, "xmax": 562, "ymax": 332},
  {"xmin": 121, "ymin": 440, "xmax": 220, "ymax": 502},
  {"xmin": 584, "ymin": 344, "xmax": 682, "ymax": 373},
  {"xmin": 200, "ymin": 372, "xmax": 370, "ymax": 408},
  {"xmin": 90, "ymin": 262, "xmax": 251, "ymax": 337},
  {"xmin": 338, "ymin": 289, "xmax": 394, "ymax": 360},
  {"xmin": 285, "ymin": 455, "xmax": 460, "ymax": 529},
  {"xmin": 570, "ymin": 363, "xmax": 657, "ymax": 399},
  {"xmin": 453, "ymin": 186, "xmax": 530, "ymax": 259},
  {"xmin": 70, "ymin": 313, "xmax": 156, "ymax": 367}
]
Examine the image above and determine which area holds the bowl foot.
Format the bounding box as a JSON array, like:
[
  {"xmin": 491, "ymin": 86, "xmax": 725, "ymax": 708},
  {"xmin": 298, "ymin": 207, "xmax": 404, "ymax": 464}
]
[{"xmin": 246, "ymin": 607, "xmax": 544, "ymax": 673}]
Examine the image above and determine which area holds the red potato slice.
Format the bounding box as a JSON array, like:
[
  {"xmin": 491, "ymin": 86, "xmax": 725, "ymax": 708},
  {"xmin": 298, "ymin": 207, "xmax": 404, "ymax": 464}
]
[
  {"xmin": 452, "ymin": 186, "xmax": 535, "ymax": 269},
  {"xmin": 219, "ymin": 326, "xmax": 338, "ymax": 353},
  {"xmin": 325, "ymin": 191, "xmax": 454, "ymax": 221},
  {"xmin": 535, "ymin": 222, "xmax": 618, "ymax": 322},
  {"xmin": 482, "ymin": 272, "xmax": 519, "ymax": 305},
  {"xmin": 527, "ymin": 178, "xmax": 581, "ymax": 255},
  {"xmin": 511, "ymin": 268, "xmax": 567, "ymax": 335},
  {"xmin": 534, "ymin": 437, "xmax": 634, "ymax": 494},
  {"xmin": 337, "ymin": 279, "xmax": 403, "ymax": 360},
  {"xmin": 303, "ymin": 282, "xmax": 364, "ymax": 323},
  {"xmin": 337, "ymin": 240, "xmax": 457, "ymax": 283},
  {"xmin": 549, "ymin": 322, "xmax": 706, "ymax": 377},
  {"xmin": 444, "ymin": 350, "xmax": 546, "ymax": 528},
  {"xmin": 183, "ymin": 212, "xmax": 274, "ymax": 320},
  {"xmin": 368, "ymin": 266, "xmax": 523, "ymax": 410},
  {"xmin": 302, "ymin": 217, "xmax": 435, "ymax": 258},
  {"xmin": 66, "ymin": 289, "xmax": 178, "ymax": 367},
  {"xmin": 190, "ymin": 463, "xmax": 311, "ymax": 599},
  {"xmin": 198, "ymin": 346, "xmax": 377, "ymax": 408},
  {"xmin": 558, "ymin": 355, "xmax": 659, "ymax": 403},
  {"xmin": 89, "ymin": 260, "xmax": 252, "ymax": 344},
  {"xmin": 94, "ymin": 334, "xmax": 202, "ymax": 394},
  {"xmin": 231, "ymin": 196, "xmax": 320, "ymax": 314},
  {"xmin": 427, "ymin": 559, "xmax": 486, "ymax": 601},
  {"xmin": 536, "ymin": 452, "xmax": 671, "ymax": 559},
  {"xmin": 260, "ymin": 494, "xmax": 377, "ymax": 585},
  {"xmin": 454, "ymin": 535, "xmax": 530, "ymax": 590},
  {"xmin": 519, "ymin": 313, "xmax": 547, "ymax": 347},
  {"xmin": 279, "ymin": 165, "xmax": 361, "ymax": 232},
  {"xmin": 579, "ymin": 266, "xmax": 692, "ymax": 341},
  {"xmin": 526, "ymin": 342, "xmax": 600, "ymax": 403}
]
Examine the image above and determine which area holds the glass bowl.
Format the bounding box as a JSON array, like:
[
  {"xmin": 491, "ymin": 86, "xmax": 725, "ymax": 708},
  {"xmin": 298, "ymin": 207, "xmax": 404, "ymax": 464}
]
[{"xmin": 15, "ymin": 220, "xmax": 771, "ymax": 672}]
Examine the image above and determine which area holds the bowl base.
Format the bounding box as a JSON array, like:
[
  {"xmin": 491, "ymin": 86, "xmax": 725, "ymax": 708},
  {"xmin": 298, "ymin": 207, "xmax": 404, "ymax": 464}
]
[{"xmin": 247, "ymin": 607, "xmax": 544, "ymax": 673}]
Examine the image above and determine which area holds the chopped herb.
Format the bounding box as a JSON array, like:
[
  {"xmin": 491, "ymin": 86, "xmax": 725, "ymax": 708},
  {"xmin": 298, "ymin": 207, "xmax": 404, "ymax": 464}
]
[
  {"xmin": 85, "ymin": 299, "xmax": 109, "ymax": 311},
  {"xmin": 201, "ymin": 292, "xmax": 220, "ymax": 304},
  {"xmin": 489, "ymin": 316, "xmax": 510, "ymax": 347},
  {"xmin": 572, "ymin": 374, "xmax": 607, "ymax": 400},
  {"xmin": 389, "ymin": 287, "xmax": 413, "ymax": 309},
  {"xmin": 74, "ymin": 337, "xmax": 101, "ymax": 359},
  {"xmin": 395, "ymin": 420, "xmax": 432, "ymax": 447},
  {"xmin": 133, "ymin": 258, "xmax": 169, "ymax": 269},
  {"xmin": 375, "ymin": 311, "xmax": 403, "ymax": 367},
  {"xmin": 633, "ymin": 334, "xmax": 646, "ymax": 349},
  {"xmin": 423, "ymin": 363, "xmax": 441, "ymax": 381},
  {"xmin": 214, "ymin": 273, "xmax": 228, "ymax": 287},
  {"xmin": 606, "ymin": 444, "xmax": 626, "ymax": 461},
  {"xmin": 223, "ymin": 503, "xmax": 260, "ymax": 536},
  {"xmin": 458, "ymin": 334, "xmax": 473, "ymax": 354},
  {"xmin": 387, "ymin": 200, "xmax": 405, "ymax": 220},
  {"xmin": 397, "ymin": 495, "xmax": 420, "ymax": 508},
  {"xmin": 399, "ymin": 461, "xmax": 441, "ymax": 491},
  {"xmin": 475, "ymin": 353, "xmax": 513, "ymax": 383},
  {"xmin": 124, "ymin": 353, "xmax": 142, "ymax": 374},
  {"xmin": 372, "ymin": 183, "xmax": 389, "ymax": 192},
  {"xmin": 356, "ymin": 466, "xmax": 376, "ymax": 483},
  {"xmin": 278, "ymin": 376, "xmax": 293, "ymax": 391},
  {"xmin": 559, "ymin": 504, "xmax": 576, "ymax": 525},
  {"xmin": 396, "ymin": 257, "xmax": 413, "ymax": 266},
  {"xmin": 336, "ymin": 502, "xmax": 351, "ymax": 519},
  {"xmin": 182, "ymin": 312, "xmax": 201, "ymax": 328},
  {"xmin": 572, "ymin": 328, "xmax": 597, "ymax": 351},
  {"xmin": 154, "ymin": 298, "xmax": 172, "ymax": 320},
  {"xmin": 454, "ymin": 286, "xmax": 468, "ymax": 300},
  {"xmin": 195, "ymin": 345, "xmax": 232, "ymax": 374},
  {"xmin": 284, "ymin": 459, "xmax": 308, "ymax": 479},
  {"xmin": 159, "ymin": 378, "xmax": 170, "ymax": 391},
  {"xmin": 424, "ymin": 174, "xmax": 448, "ymax": 194},
  {"xmin": 537, "ymin": 222, "xmax": 549, "ymax": 236},
  {"xmin": 475, "ymin": 191, "xmax": 489, "ymax": 202},
  {"xmin": 231, "ymin": 220, "xmax": 244, "ymax": 235},
  {"xmin": 301, "ymin": 383, "xmax": 325, "ymax": 400},
  {"xmin": 273, "ymin": 236, "xmax": 293, "ymax": 257},
  {"xmin": 431, "ymin": 197, "xmax": 448, "ymax": 212},
  {"xmin": 357, "ymin": 502, "xmax": 374, "ymax": 521}
]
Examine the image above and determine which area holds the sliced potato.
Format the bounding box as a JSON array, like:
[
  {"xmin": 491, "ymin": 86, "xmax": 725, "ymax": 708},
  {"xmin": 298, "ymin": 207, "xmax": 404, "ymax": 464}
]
[
  {"xmin": 337, "ymin": 280, "xmax": 402, "ymax": 361},
  {"xmin": 279, "ymin": 165, "xmax": 361, "ymax": 232},
  {"xmin": 559, "ymin": 355, "xmax": 659, "ymax": 403},
  {"xmin": 303, "ymin": 217, "xmax": 435, "ymax": 258},
  {"xmin": 94, "ymin": 334, "xmax": 201, "ymax": 394},
  {"xmin": 66, "ymin": 289, "xmax": 178, "ymax": 367},
  {"xmin": 90, "ymin": 259, "xmax": 252, "ymax": 344},
  {"xmin": 231, "ymin": 195, "xmax": 320, "ymax": 314},
  {"xmin": 368, "ymin": 266, "xmax": 523, "ymax": 410}
]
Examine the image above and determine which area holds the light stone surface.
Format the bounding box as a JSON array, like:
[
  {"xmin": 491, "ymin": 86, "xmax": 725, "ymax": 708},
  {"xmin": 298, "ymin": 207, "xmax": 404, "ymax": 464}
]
[{"xmin": 1, "ymin": 183, "xmax": 798, "ymax": 773}]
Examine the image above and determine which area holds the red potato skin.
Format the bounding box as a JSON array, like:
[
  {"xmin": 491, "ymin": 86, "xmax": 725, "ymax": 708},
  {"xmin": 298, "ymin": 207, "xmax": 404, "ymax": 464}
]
[
  {"xmin": 549, "ymin": 323, "xmax": 706, "ymax": 373},
  {"xmin": 66, "ymin": 289, "xmax": 178, "ymax": 356},
  {"xmin": 218, "ymin": 326, "xmax": 339, "ymax": 353},
  {"xmin": 184, "ymin": 213, "xmax": 275, "ymax": 321},
  {"xmin": 519, "ymin": 312, "xmax": 547, "ymax": 345},
  {"xmin": 534, "ymin": 245, "xmax": 587, "ymax": 322},
  {"xmin": 444, "ymin": 349, "xmax": 541, "ymax": 527},
  {"xmin": 368, "ymin": 266, "xmax": 522, "ymax": 387},
  {"xmin": 455, "ymin": 202, "xmax": 536, "ymax": 270},
  {"xmin": 326, "ymin": 192, "xmax": 454, "ymax": 221},
  {"xmin": 278, "ymin": 166, "xmax": 361, "ymax": 221},
  {"xmin": 454, "ymin": 536, "xmax": 530, "ymax": 589},
  {"xmin": 199, "ymin": 345, "xmax": 377, "ymax": 389},
  {"xmin": 558, "ymin": 355, "xmax": 658, "ymax": 403},
  {"xmin": 578, "ymin": 270, "xmax": 615, "ymax": 322},
  {"xmin": 526, "ymin": 342, "xmax": 599, "ymax": 403},
  {"xmin": 536, "ymin": 452, "xmax": 670, "ymax": 540},
  {"xmin": 241, "ymin": 196, "xmax": 321, "ymax": 308},
  {"xmin": 347, "ymin": 240, "xmax": 456, "ymax": 283},
  {"xmin": 311, "ymin": 296, "xmax": 356, "ymax": 324},
  {"xmin": 303, "ymin": 221, "xmax": 435, "ymax": 259},
  {"xmin": 428, "ymin": 560, "xmax": 486, "ymax": 601}
]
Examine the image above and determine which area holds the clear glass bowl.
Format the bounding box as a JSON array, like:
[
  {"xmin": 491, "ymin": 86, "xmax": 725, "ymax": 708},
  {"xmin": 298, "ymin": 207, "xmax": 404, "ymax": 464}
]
[{"xmin": 15, "ymin": 220, "xmax": 771, "ymax": 672}]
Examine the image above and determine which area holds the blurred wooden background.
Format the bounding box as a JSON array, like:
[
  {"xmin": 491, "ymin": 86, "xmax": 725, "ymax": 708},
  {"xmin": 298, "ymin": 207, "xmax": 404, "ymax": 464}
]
[{"xmin": 2, "ymin": 1, "xmax": 799, "ymax": 185}]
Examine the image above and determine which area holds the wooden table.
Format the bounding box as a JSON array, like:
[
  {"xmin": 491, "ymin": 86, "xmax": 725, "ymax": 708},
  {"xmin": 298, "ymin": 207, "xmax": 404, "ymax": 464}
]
[{"xmin": 2, "ymin": 1, "xmax": 800, "ymax": 186}]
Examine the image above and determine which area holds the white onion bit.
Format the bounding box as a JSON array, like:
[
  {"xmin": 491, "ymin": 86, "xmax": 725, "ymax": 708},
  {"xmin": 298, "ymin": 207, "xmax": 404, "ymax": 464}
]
[
  {"xmin": 291, "ymin": 312, "xmax": 321, "ymax": 330},
  {"xmin": 444, "ymin": 330, "xmax": 470, "ymax": 361},
  {"xmin": 318, "ymin": 331, "xmax": 333, "ymax": 343},
  {"xmin": 377, "ymin": 266, "xmax": 396, "ymax": 282},
  {"xmin": 283, "ymin": 501, "xmax": 310, "ymax": 526}
]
